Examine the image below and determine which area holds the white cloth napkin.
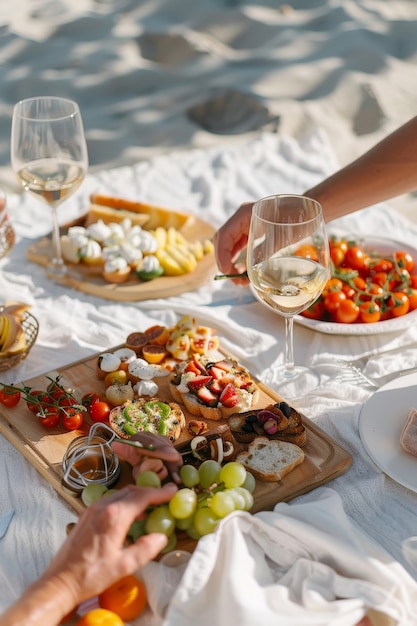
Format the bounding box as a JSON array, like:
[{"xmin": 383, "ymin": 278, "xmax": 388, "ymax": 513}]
[
  {"xmin": 140, "ymin": 488, "xmax": 417, "ymax": 626},
  {"xmin": 0, "ymin": 510, "xmax": 14, "ymax": 540}
]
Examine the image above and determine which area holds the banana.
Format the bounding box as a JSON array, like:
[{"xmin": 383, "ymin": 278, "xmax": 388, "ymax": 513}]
[
  {"xmin": 155, "ymin": 249, "xmax": 185, "ymax": 276},
  {"xmin": 0, "ymin": 314, "xmax": 10, "ymax": 351},
  {"xmin": 1, "ymin": 314, "xmax": 19, "ymax": 352},
  {"xmin": 166, "ymin": 243, "xmax": 197, "ymax": 273}
]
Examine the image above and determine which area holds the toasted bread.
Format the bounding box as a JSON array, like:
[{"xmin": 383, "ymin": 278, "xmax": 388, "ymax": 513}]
[
  {"xmin": 168, "ymin": 355, "xmax": 259, "ymax": 421},
  {"xmin": 236, "ymin": 437, "xmax": 305, "ymax": 482},
  {"xmin": 228, "ymin": 401, "xmax": 307, "ymax": 447},
  {"xmin": 109, "ymin": 397, "xmax": 186, "ymax": 442}
]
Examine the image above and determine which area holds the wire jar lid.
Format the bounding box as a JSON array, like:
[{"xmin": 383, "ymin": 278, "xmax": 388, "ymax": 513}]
[{"xmin": 62, "ymin": 423, "xmax": 121, "ymax": 495}]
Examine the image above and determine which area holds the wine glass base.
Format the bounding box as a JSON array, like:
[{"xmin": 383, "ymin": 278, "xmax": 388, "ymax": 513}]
[
  {"xmin": 261, "ymin": 365, "xmax": 320, "ymax": 401},
  {"xmin": 46, "ymin": 259, "xmax": 67, "ymax": 279}
]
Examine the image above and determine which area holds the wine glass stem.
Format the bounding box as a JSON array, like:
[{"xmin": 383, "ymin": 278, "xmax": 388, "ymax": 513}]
[
  {"xmin": 49, "ymin": 205, "xmax": 66, "ymax": 276},
  {"xmin": 284, "ymin": 316, "xmax": 295, "ymax": 377}
]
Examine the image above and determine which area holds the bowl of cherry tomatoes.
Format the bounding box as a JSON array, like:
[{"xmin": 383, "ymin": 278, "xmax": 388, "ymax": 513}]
[{"xmin": 296, "ymin": 234, "xmax": 417, "ymax": 335}]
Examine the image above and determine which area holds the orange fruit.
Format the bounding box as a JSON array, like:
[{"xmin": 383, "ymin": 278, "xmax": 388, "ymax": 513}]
[
  {"xmin": 125, "ymin": 332, "xmax": 148, "ymax": 355},
  {"xmin": 76, "ymin": 608, "xmax": 124, "ymax": 626},
  {"xmin": 144, "ymin": 324, "xmax": 169, "ymax": 345},
  {"xmin": 141, "ymin": 343, "xmax": 168, "ymax": 364},
  {"xmin": 98, "ymin": 575, "xmax": 147, "ymax": 621}
]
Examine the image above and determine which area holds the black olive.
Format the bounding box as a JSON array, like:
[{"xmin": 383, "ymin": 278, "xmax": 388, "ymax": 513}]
[
  {"xmin": 277, "ymin": 401, "xmax": 292, "ymax": 418},
  {"xmin": 242, "ymin": 422, "xmax": 254, "ymax": 432},
  {"xmin": 246, "ymin": 413, "xmax": 258, "ymax": 423}
]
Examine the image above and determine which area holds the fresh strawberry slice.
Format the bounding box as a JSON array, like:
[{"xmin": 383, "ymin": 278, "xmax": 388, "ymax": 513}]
[
  {"xmin": 187, "ymin": 375, "xmax": 213, "ymax": 391},
  {"xmin": 219, "ymin": 383, "xmax": 238, "ymax": 408},
  {"xmin": 185, "ymin": 361, "xmax": 201, "ymax": 375},
  {"xmin": 207, "ymin": 365, "xmax": 226, "ymax": 380},
  {"xmin": 197, "ymin": 386, "xmax": 218, "ymax": 405},
  {"xmin": 208, "ymin": 379, "xmax": 223, "ymax": 395},
  {"xmin": 213, "ymin": 359, "xmax": 233, "ymax": 372},
  {"xmin": 192, "ymin": 353, "xmax": 208, "ymax": 374},
  {"xmin": 238, "ymin": 379, "xmax": 255, "ymax": 390}
]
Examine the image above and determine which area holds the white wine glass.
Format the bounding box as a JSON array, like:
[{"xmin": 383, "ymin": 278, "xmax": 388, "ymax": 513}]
[
  {"xmin": 11, "ymin": 96, "xmax": 88, "ymax": 278},
  {"xmin": 247, "ymin": 194, "xmax": 330, "ymax": 398}
]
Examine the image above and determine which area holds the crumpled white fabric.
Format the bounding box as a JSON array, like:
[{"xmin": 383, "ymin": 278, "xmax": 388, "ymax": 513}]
[{"xmin": 141, "ymin": 488, "xmax": 417, "ymax": 626}]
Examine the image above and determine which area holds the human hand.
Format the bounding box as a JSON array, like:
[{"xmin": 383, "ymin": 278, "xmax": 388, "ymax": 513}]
[
  {"xmin": 212, "ymin": 202, "xmax": 253, "ymax": 284},
  {"xmin": 112, "ymin": 432, "xmax": 183, "ymax": 484},
  {"xmin": 40, "ymin": 483, "xmax": 178, "ymax": 609}
]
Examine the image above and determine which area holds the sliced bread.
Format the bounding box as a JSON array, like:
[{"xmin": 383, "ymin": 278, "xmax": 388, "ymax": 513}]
[{"xmin": 236, "ymin": 436, "xmax": 305, "ymax": 482}]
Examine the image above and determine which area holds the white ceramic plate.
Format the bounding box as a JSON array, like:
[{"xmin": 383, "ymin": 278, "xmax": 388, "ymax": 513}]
[
  {"xmin": 295, "ymin": 234, "xmax": 417, "ymax": 335},
  {"xmin": 359, "ymin": 371, "xmax": 417, "ymax": 493}
]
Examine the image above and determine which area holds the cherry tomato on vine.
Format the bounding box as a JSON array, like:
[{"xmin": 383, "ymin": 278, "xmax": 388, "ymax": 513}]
[
  {"xmin": 59, "ymin": 395, "xmax": 78, "ymax": 409},
  {"xmin": 38, "ymin": 408, "xmax": 60, "ymax": 429},
  {"xmin": 409, "ymin": 275, "xmax": 417, "ymax": 289},
  {"xmin": 388, "ymin": 292, "xmax": 410, "ymax": 317},
  {"xmin": 330, "ymin": 245, "xmax": 346, "ymax": 267},
  {"xmin": 394, "ymin": 251, "xmax": 414, "ymax": 273},
  {"xmin": 62, "ymin": 407, "xmax": 84, "ymax": 431},
  {"xmin": 0, "ymin": 386, "xmax": 21, "ymax": 408},
  {"xmin": 295, "ymin": 243, "xmax": 319, "ymax": 261},
  {"xmin": 301, "ymin": 298, "xmax": 325, "ymax": 320},
  {"xmin": 333, "ymin": 299, "xmax": 360, "ymax": 324},
  {"xmin": 324, "ymin": 290, "xmax": 346, "ymax": 314},
  {"xmin": 26, "ymin": 390, "xmax": 49, "ymax": 414},
  {"xmin": 369, "ymin": 258, "xmax": 394, "ymax": 273},
  {"xmin": 359, "ymin": 301, "xmax": 381, "ymax": 323},
  {"xmin": 90, "ymin": 400, "xmax": 111, "ymax": 423},
  {"xmin": 406, "ymin": 288, "xmax": 417, "ymax": 311},
  {"xmin": 81, "ymin": 392, "xmax": 100, "ymax": 411},
  {"xmin": 370, "ymin": 271, "xmax": 388, "ymax": 288},
  {"xmin": 322, "ymin": 277, "xmax": 343, "ymax": 297},
  {"xmin": 344, "ymin": 246, "xmax": 369, "ymax": 272}
]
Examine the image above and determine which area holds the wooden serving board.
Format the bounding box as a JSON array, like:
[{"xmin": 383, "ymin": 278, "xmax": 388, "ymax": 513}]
[
  {"xmin": 26, "ymin": 213, "xmax": 216, "ymax": 302},
  {"xmin": 0, "ymin": 346, "xmax": 352, "ymax": 527}
]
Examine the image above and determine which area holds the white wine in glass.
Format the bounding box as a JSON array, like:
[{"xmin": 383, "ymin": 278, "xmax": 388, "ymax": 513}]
[
  {"xmin": 11, "ymin": 96, "xmax": 88, "ymax": 278},
  {"xmin": 247, "ymin": 194, "xmax": 330, "ymax": 398}
]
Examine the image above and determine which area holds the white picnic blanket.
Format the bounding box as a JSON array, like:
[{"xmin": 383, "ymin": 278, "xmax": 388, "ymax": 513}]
[{"xmin": 1, "ymin": 129, "xmax": 417, "ymax": 623}]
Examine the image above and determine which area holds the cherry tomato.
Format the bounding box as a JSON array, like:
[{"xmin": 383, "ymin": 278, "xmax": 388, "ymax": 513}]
[
  {"xmin": 62, "ymin": 407, "xmax": 84, "ymax": 431},
  {"xmin": 389, "ymin": 268, "xmax": 410, "ymax": 290},
  {"xmin": 352, "ymin": 276, "xmax": 366, "ymax": 291},
  {"xmin": 359, "ymin": 301, "xmax": 381, "ymax": 323},
  {"xmin": 330, "ymin": 245, "xmax": 346, "ymax": 267},
  {"xmin": 90, "ymin": 400, "xmax": 111, "ymax": 423},
  {"xmin": 0, "ymin": 386, "xmax": 21, "ymax": 408},
  {"xmin": 295, "ymin": 244, "xmax": 319, "ymax": 261},
  {"xmin": 369, "ymin": 258, "xmax": 394, "ymax": 273},
  {"xmin": 38, "ymin": 408, "xmax": 60, "ymax": 429},
  {"xmin": 342, "ymin": 283, "xmax": 356, "ymax": 299},
  {"xmin": 322, "ymin": 277, "xmax": 343, "ymax": 297},
  {"xmin": 324, "ymin": 290, "xmax": 346, "ymax": 314},
  {"xmin": 409, "ymin": 275, "xmax": 417, "ymax": 289},
  {"xmin": 344, "ymin": 246, "xmax": 369, "ymax": 271},
  {"xmin": 395, "ymin": 251, "xmax": 414, "ymax": 273},
  {"xmin": 333, "ymin": 299, "xmax": 360, "ymax": 324},
  {"xmin": 301, "ymin": 298, "xmax": 325, "ymax": 320},
  {"xmin": 388, "ymin": 292, "xmax": 410, "ymax": 317},
  {"xmin": 26, "ymin": 390, "xmax": 49, "ymax": 414},
  {"xmin": 406, "ymin": 288, "xmax": 417, "ymax": 311},
  {"xmin": 82, "ymin": 392, "xmax": 100, "ymax": 412},
  {"xmin": 370, "ymin": 271, "xmax": 388, "ymax": 288},
  {"xmin": 58, "ymin": 394, "xmax": 78, "ymax": 409}
]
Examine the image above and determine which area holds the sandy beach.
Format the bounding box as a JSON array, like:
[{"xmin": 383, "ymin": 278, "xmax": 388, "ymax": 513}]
[{"xmin": 1, "ymin": 0, "xmax": 417, "ymax": 219}]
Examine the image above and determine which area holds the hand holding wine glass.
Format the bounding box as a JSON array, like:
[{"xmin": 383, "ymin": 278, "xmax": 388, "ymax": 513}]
[
  {"xmin": 11, "ymin": 96, "xmax": 88, "ymax": 278},
  {"xmin": 247, "ymin": 194, "xmax": 330, "ymax": 398}
]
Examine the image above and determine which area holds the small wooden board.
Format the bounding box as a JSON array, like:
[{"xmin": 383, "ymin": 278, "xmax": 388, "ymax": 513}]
[
  {"xmin": 26, "ymin": 213, "xmax": 216, "ymax": 302},
  {"xmin": 0, "ymin": 346, "xmax": 352, "ymax": 526}
]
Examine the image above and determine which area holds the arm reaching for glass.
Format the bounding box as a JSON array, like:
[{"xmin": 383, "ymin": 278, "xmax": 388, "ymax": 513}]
[{"xmin": 213, "ymin": 116, "xmax": 417, "ymax": 282}]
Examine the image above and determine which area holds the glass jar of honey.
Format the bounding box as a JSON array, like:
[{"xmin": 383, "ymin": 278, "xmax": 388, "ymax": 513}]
[{"xmin": 62, "ymin": 423, "xmax": 121, "ymax": 495}]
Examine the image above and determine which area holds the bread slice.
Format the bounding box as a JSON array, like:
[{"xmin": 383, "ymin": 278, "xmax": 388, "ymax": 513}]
[
  {"xmin": 236, "ymin": 437, "xmax": 305, "ymax": 482},
  {"xmin": 400, "ymin": 408, "xmax": 417, "ymax": 456}
]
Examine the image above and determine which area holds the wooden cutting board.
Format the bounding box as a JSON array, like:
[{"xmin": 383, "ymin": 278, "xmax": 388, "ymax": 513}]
[
  {"xmin": 26, "ymin": 213, "xmax": 216, "ymax": 302},
  {"xmin": 0, "ymin": 346, "xmax": 352, "ymax": 526}
]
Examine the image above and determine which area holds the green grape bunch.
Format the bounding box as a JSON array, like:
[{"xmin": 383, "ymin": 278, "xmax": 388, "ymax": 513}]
[{"xmin": 81, "ymin": 459, "xmax": 256, "ymax": 553}]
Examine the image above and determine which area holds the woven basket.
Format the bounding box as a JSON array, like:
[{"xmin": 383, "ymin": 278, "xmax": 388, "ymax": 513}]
[{"xmin": 0, "ymin": 309, "xmax": 39, "ymax": 372}]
